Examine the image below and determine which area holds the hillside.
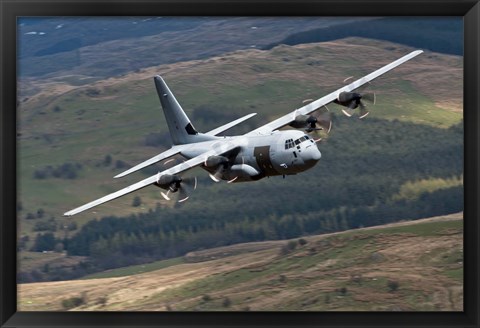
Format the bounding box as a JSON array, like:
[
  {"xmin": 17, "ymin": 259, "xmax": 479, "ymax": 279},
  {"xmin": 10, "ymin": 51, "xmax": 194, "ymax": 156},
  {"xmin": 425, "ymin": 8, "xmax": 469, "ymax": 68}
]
[
  {"xmin": 17, "ymin": 38, "xmax": 463, "ymax": 281},
  {"xmin": 267, "ymin": 17, "xmax": 462, "ymax": 56},
  {"xmin": 18, "ymin": 212, "xmax": 463, "ymax": 311},
  {"xmin": 18, "ymin": 17, "xmax": 369, "ymax": 80}
]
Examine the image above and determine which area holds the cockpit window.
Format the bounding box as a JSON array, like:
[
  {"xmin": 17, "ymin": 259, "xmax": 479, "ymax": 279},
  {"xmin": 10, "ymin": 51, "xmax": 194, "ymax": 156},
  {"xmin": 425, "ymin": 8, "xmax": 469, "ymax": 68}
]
[
  {"xmin": 285, "ymin": 139, "xmax": 294, "ymax": 149},
  {"xmin": 286, "ymin": 136, "xmax": 311, "ymax": 149}
]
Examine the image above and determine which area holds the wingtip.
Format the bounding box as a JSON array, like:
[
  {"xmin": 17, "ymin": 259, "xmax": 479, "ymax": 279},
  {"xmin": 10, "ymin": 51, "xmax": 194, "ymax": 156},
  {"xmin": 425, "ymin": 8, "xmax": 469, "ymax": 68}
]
[{"xmin": 114, "ymin": 170, "xmax": 130, "ymax": 178}]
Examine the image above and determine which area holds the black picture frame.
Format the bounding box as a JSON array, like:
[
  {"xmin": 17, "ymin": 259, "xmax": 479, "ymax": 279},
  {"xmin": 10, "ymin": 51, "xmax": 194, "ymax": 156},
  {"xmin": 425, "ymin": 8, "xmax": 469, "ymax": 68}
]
[{"xmin": 1, "ymin": 1, "xmax": 478, "ymax": 327}]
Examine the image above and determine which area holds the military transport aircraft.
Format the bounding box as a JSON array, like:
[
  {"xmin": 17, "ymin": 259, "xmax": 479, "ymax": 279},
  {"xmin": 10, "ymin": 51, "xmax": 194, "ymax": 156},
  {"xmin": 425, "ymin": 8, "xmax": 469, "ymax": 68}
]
[{"xmin": 64, "ymin": 50, "xmax": 423, "ymax": 216}]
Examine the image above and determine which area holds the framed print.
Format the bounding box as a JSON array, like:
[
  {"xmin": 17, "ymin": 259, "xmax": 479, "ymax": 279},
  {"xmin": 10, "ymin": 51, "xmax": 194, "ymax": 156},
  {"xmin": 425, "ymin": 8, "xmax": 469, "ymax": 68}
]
[{"xmin": 1, "ymin": 0, "xmax": 479, "ymax": 327}]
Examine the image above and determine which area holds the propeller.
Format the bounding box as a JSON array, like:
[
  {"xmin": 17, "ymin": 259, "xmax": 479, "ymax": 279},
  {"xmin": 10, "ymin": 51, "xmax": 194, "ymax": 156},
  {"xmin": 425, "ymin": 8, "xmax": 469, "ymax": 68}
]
[
  {"xmin": 203, "ymin": 155, "xmax": 229, "ymax": 183},
  {"xmin": 155, "ymin": 158, "xmax": 197, "ymax": 203},
  {"xmin": 335, "ymin": 80, "xmax": 376, "ymax": 119},
  {"xmin": 159, "ymin": 175, "xmax": 197, "ymax": 203},
  {"xmin": 204, "ymin": 155, "xmax": 244, "ymax": 183},
  {"xmin": 289, "ymin": 105, "xmax": 332, "ymax": 142}
]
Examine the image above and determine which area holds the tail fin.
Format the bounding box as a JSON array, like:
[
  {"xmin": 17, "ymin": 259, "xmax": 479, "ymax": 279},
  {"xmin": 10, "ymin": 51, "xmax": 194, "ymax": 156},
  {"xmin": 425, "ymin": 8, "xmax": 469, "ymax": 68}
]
[{"xmin": 154, "ymin": 75, "xmax": 201, "ymax": 145}]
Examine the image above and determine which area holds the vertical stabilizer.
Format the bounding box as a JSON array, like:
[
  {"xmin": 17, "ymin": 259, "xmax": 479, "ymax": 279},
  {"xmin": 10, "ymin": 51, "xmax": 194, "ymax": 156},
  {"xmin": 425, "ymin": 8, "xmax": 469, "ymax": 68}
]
[{"xmin": 154, "ymin": 75, "xmax": 200, "ymax": 145}]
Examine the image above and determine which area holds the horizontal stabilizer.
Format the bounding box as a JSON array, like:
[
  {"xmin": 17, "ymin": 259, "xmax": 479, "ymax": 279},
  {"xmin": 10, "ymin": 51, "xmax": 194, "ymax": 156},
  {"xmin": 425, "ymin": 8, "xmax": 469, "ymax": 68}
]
[
  {"xmin": 206, "ymin": 113, "xmax": 257, "ymax": 136},
  {"xmin": 114, "ymin": 147, "xmax": 183, "ymax": 178}
]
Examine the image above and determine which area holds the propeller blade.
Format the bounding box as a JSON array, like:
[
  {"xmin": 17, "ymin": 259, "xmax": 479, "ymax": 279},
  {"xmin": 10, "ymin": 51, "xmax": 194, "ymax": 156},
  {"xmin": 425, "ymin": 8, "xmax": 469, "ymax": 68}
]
[
  {"xmin": 179, "ymin": 175, "xmax": 197, "ymax": 202},
  {"xmin": 358, "ymin": 102, "xmax": 370, "ymax": 119},
  {"xmin": 182, "ymin": 176, "xmax": 198, "ymax": 190},
  {"xmin": 177, "ymin": 187, "xmax": 189, "ymax": 203},
  {"xmin": 315, "ymin": 105, "xmax": 332, "ymax": 133},
  {"xmin": 163, "ymin": 158, "xmax": 180, "ymax": 170},
  {"xmin": 161, "ymin": 191, "xmax": 171, "ymax": 201},
  {"xmin": 342, "ymin": 108, "xmax": 355, "ymax": 117},
  {"xmin": 209, "ymin": 166, "xmax": 224, "ymax": 182}
]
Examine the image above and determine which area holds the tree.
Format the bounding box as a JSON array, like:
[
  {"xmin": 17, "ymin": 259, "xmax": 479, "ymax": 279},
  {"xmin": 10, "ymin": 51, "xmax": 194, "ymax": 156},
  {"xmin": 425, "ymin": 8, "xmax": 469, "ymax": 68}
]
[{"xmin": 32, "ymin": 233, "xmax": 56, "ymax": 252}]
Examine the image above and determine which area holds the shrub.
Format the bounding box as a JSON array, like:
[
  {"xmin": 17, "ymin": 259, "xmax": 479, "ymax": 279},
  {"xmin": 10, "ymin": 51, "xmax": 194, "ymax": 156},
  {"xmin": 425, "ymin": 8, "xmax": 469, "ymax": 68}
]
[
  {"xmin": 61, "ymin": 294, "xmax": 86, "ymax": 310},
  {"xmin": 287, "ymin": 240, "xmax": 297, "ymax": 251},
  {"xmin": 298, "ymin": 238, "xmax": 308, "ymax": 246},
  {"xmin": 222, "ymin": 297, "xmax": 231, "ymax": 308},
  {"xmin": 132, "ymin": 196, "xmax": 142, "ymax": 207},
  {"xmin": 33, "ymin": 169, "xmax": 48, "ymax": 179},
  {"xmin": 324, "ymin": 293, "xmax": 331, "ymax": 304},
  {"xmin": 336, "ymin": 287, "xmax": 348, "ymax": 296},
  {"xmin": 66, "ymin": 222, "xmax": 78, "ymax": 231},
  {"xmin": 97, "ymin": 297, "xmax": 108, "ymax": 306},
  {"xmin": 33, "ymin": 162, "xmax": 82, "ymax": 180},
  {"xmin": 103, "ymin": 155, "xmax": 112, "ymax": 166},
  {"xmin": 115, "ymin": 160, "xmax": 129, "ymax": 169},
  {"xmin": 36, "ymin": 208, "xmax": 45, "ymax": 219},
  {"xmin": 387, "ymin": 280, "xmax": 400, "ymax": 292},
  {"xmin": 33, "ymin": 218, "xmax": 57, "ymax": 232},
  {"xmin": 279, "ymin": 240, "xmax": 298, "ymax": 255}
]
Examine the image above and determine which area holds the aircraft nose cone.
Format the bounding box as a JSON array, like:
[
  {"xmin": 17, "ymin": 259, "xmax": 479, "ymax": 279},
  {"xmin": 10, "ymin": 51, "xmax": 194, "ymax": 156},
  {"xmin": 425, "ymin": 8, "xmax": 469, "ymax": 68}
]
[{"xmin": 303, "ymin": 146, "xmax": 321, "ymax": 166}]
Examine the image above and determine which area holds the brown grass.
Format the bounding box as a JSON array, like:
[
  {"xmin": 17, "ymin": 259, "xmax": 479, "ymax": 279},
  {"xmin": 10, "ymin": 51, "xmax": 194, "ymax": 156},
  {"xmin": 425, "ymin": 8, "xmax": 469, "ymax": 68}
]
[{"xmin": 18, "ymin": 212, "xmax": 463, "ymax": 311}]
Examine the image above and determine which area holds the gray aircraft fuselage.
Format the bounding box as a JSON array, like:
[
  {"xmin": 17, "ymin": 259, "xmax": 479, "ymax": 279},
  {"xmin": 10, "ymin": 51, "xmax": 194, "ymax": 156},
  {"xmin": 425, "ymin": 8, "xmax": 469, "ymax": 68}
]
[{"xmin": 180, "ymin": 129, "xmax": 321, "ymax": 182}]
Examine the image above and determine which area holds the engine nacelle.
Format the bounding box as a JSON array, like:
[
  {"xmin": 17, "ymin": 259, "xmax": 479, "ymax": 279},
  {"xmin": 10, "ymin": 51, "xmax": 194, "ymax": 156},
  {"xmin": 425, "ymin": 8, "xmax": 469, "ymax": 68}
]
[
  {"xmin": 224, "ymin": 164, "xmax": 261, "ymax": 182},
  {"xmin": 335, "ymin": 91, "xmax": 361, "ymax": 107},
  {"xmin": 155, "ymin": 174, "xmax": 181, "ymax": 190},
  {"xmin": 289, "ymin": 114, "xmax": 314, "ymax": 129},
  {"xmin": 204, "ymin": 155, "xmax": 229, "ymax": 168}
]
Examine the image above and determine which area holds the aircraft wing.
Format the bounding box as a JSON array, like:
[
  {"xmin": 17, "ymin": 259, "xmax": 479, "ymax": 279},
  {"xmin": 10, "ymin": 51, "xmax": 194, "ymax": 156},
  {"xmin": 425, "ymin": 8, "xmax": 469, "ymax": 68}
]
[
  {"xmin": 206, "ymin": 113, "xmax": 257, "ymax": 136},
  {"xmin": 246, "ymin": 50, "xmax": 423, "ymax": 136},
  {"xmin": 114, "ymin": 146, "xmax": 184, "ymax": 178},
  {"xmin": 64, "ymin": 142, "xmax": 239, "ymax": 216},
  {"xmin": 64, "ymin": 174, "xmax": 159, "ymax": 216}
]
